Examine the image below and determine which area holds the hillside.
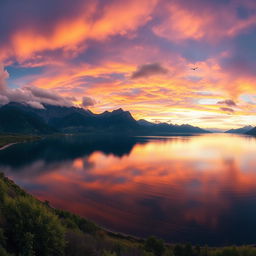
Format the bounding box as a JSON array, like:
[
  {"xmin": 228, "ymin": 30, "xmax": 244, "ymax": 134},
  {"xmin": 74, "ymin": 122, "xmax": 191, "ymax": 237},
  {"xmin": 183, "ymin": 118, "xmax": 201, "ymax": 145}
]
[
  {"xmin": 0, "ymin": 105, "xmax": 56, "ymax": 134},
  {"xmin": 0, "ymin": 173, "xmax": 256, "ymax": 255},
  {"xmin": 0, "ymin": 173, "xmax": 147, "ymax": 255}
]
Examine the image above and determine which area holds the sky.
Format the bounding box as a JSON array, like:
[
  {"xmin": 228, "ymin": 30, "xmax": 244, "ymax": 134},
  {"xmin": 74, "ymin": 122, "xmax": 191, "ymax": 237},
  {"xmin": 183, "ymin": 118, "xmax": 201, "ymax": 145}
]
[{"xmin": 1, "ymin": 0, "xmax": 256, "ymax": 130}]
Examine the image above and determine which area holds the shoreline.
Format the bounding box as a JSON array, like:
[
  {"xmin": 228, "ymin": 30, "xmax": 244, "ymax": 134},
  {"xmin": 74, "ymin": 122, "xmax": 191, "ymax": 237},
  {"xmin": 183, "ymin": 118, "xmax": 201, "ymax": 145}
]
[
  {"xmin": 0, "ymin": 134, "xmax": 42, "ymax": 150},
  {"xmin": 0, "ymin": 142, "xmax": 17, "ymax": 150}
]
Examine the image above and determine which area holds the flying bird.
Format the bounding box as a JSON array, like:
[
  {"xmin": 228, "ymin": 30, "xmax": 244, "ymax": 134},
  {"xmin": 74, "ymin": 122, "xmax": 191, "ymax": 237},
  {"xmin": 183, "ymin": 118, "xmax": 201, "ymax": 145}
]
[{"xmin": 191, "ymin": 67, "xmax": 198, "ymax": 71}]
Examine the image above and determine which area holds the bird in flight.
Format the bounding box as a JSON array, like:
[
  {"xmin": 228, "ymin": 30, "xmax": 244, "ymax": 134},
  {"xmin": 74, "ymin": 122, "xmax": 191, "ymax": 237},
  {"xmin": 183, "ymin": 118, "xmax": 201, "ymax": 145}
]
[{"xmin": 191, "ymin": 67, "xmax": 198, "ymax": 70}]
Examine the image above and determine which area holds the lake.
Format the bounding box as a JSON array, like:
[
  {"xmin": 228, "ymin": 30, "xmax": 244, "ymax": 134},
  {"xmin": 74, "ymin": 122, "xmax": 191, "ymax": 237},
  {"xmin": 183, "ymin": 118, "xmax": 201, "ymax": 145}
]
[{"xmin": 1, "ymin": 133, "xmax": 256, "ymax": 246}]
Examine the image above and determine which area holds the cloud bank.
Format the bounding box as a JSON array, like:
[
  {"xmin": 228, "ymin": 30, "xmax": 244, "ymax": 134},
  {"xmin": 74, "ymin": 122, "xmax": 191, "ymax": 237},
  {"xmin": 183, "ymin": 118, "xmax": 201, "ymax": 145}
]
[{"xmin": 0, "ymin": 64, "xmax": 74, "ymax": 108}]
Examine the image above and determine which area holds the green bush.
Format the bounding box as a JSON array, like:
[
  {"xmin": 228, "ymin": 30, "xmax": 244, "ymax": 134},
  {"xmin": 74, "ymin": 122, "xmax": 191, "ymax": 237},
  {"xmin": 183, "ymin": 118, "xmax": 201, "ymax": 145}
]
[
  {"xmin": 3, "ymin": 196, "xmax": 65, "ymax": 255},
  {"xmin": 0, "ymin": 246, "xmax": 12, "ymax": 256}
]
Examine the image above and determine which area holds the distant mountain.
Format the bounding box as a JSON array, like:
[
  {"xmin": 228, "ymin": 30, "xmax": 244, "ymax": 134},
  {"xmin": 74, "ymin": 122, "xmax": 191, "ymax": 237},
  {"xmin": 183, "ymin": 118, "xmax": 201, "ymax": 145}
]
[
  {"xmin": 246, "ymin": 127, "xmax": 256, "ymax": 135},
  {"xmin": 137, "ymin": 119, "xmax": 155, "ymax": 127},
  {"xmin": 225, "ymin": 126, "xmax": 253, "ymax": 134},
  {"xmin": 0, "ymin": 102, "xmax": 209, "ymax": 135},
  {"xmin": 137, "ymin": 119, "xmax": 209, "ymax": 134}
]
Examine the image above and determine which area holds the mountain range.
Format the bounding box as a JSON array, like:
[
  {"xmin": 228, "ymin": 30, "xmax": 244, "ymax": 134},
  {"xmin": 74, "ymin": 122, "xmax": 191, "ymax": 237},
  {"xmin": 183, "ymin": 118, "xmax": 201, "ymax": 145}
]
[
  {"xmin": 0, "ymin": 102, "xmax": 209, "ymax": 135},
  {"xmin": 247, "ymin": 127, "xmax": 256, "ymax": 135},
  {"xmin": 225, "ymin": 126, "xmax": 254, "ymax": 134}
]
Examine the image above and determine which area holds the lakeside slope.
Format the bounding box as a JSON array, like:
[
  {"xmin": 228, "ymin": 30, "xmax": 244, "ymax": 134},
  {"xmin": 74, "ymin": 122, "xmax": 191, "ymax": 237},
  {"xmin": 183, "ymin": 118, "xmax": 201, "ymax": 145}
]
[{"xmin": 0, "ymin": 174, "xmax": 256, "ymax": 255}]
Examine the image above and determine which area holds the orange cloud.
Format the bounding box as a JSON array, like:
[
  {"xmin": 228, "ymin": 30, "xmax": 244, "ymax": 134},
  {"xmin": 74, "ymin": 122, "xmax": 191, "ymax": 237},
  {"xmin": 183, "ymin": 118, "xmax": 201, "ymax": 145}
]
[
  {"xmin": 153, "ymin": 1, "xmax": 256, "ymax": 42},
  {"xmin": 12, "ymin": 52, "xmax": 256, "ymax": 129},
  {"xmin": 3, "ymin": 0, "xmax": 158, "ymax": 61},
  {"xmin": 2, "ymin": 0, "xmax": 256, "ymax": 129}
]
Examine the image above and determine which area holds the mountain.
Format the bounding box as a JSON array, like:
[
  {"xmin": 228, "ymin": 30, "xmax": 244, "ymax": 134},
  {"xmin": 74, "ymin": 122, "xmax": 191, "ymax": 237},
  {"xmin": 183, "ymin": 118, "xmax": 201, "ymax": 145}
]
[
  {"xmin": 0, "ymin": 102, "xmax": 209, "ymax": 135},
  {"xmin": 137, "ymin": 119, "xmax": 209, "ymax": 134},
  {"xmin": 1, "ymin": 103, "xmax": 139, "ymax": 134},
  {"xmin": 225, "ymin": 126, "xmax": 253, "ymax": 134},
  {"xmin": 137, "ymin": 119, "xmax": 155, "ymax": 127},
  {"xmin": 0, "ymin": 104, "xmax": 56, "ymax": 134},
  {"xmin": 247, "ymin": 127, "xmax": 256, "ymax": 135}
]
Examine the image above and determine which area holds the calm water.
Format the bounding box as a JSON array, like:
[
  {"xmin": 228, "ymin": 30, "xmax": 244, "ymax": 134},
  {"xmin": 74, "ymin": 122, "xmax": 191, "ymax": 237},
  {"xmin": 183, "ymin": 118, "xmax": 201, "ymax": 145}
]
[{"xmin": 1, "ymin": 133, "xmax": 256, "ymax": 245}]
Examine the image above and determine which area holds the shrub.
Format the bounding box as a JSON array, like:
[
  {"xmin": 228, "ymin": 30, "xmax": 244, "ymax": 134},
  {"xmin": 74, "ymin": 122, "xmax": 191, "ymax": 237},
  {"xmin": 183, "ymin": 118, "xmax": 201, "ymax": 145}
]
[
  {"xmin": 145, "ymin": 236, "xmax": 165, "ymax": 256},
  {"xmin": 3, "ymin": 196, "xmax": 65, "ymax": 255}
]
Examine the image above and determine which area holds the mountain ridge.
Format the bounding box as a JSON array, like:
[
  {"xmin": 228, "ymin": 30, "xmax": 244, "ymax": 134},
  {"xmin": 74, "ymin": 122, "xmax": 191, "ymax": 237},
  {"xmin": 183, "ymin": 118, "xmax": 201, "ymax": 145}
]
[
  {"xmin": 247, "ymin": 127, "xmax": 256, "ymax": 135},
  {"xmin": 0, "ymin": 102, "xmax": 209, "ymax": 135},
  {"xmin": 225, "ymin": 126, "xmax": 254, "ymax": 134}
]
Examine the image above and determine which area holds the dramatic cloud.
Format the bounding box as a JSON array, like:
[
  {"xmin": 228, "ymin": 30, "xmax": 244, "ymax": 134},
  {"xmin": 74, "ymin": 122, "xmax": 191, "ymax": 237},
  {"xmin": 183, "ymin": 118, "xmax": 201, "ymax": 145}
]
[
  {"xmin": 82, "ymin": 96, "xmax": 96, "ymax": 107},
  {"xmin": 131, "ymin": 63, "xmax": 168, "ymax": 79},
  {"xmin": 217, "ymin": 99, "xmax": 237, "ymax": 106},
  {"xmin": 1, "ymin": 87, "xmax": 74, "ymax": 109},
  {"xmin": 153, "ymin": 0, "xmax": 256, "ymax": 42},
  {"xmin": 1, "ymin": 0, "xmax": 256, "ymax": 129},
  {"xmin": 0, "ymin": 63, "xmax": 74, "ymax": 108},
  {"xmin": 0, "ymin": 0, "xmax": 158, "ymax": 61}
]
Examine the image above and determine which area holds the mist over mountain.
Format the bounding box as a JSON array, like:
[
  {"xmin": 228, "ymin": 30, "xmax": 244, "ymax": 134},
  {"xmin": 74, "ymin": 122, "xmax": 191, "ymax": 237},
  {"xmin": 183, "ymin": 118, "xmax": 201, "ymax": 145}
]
[{"xmin": 0, "ymin": 102, "xmax": 209, "ymax": 135}]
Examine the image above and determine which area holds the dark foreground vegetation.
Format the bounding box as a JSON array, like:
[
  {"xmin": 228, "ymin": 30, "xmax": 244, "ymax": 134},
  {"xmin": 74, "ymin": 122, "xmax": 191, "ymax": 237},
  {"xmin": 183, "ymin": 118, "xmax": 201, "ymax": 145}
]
[{"xmin": 1, "ymin": 174, "xmax": 256, "ymax": 255}]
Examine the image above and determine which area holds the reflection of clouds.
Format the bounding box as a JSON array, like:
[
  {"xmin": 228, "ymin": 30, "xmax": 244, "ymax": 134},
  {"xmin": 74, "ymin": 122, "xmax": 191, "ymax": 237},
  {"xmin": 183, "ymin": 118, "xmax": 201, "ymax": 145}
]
[{"xmin": 4, "ymin": 134, "xmax": 256, "ymax": 244}]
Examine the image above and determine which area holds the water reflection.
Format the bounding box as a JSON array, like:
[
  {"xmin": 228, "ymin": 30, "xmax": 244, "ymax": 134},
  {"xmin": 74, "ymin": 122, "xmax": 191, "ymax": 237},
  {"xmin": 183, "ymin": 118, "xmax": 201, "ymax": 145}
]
[{"xmin": 1, "ymin": 134, "xmax": 256, "ymax": 245}]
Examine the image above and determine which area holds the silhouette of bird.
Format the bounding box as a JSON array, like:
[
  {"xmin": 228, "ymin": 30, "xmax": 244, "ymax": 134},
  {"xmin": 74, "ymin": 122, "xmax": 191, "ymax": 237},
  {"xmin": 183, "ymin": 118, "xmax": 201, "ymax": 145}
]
[{"xmin": 191, "ymin": 67, "xmax": 198, "ymax": 70}]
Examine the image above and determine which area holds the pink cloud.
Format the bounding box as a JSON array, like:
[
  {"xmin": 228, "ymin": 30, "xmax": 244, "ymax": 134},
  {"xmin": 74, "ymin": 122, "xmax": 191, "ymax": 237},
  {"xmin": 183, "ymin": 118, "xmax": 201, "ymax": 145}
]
[{"xmin": 153, "ymin": 0, "xmax": 256, "ymax": 42}]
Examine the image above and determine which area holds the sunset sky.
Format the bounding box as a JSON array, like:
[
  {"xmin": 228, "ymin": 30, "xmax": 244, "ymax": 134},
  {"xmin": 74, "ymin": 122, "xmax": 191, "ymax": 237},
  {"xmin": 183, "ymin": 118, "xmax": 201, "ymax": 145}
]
[{"xmin": 1, "ymin": 0, "xmax": 256, "ymax": 130}]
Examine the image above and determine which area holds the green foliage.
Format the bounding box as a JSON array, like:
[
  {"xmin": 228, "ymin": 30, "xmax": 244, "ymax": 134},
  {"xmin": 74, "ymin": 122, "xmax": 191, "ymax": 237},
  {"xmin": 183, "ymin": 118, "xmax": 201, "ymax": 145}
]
[
  {"xmin": 22, "ymin": 232, "xmax": 35, "ymax": 256},
  {"xmin": 0, "ymin": 228, "xmax": 6, "ymax": 248},
  {"xmin": 145, "ymin": 236, "xmax": 165, "ymax": 256},
  {"xmin": 173, "ymin": 244, "xmax": 184, "ymax": 256},
  {"xmin": 207, "ymin": 246, "xmax": 256, "ymax": 256},
  {"xmin": 55, "ymin": 209, "xmax": 98, "ymax": 234},
  {"xmin": 65, "ymin": 230, "xmax": 97, "ymax": 256},
  {"xmin": 3, "ymin": 196, "xmax": 65, "ymax": 255},
  {"xmin": 102, "ymin": 250, "xmax": 117, "ymax": 256},
  {"xmin": 0, "ymin": 246, "xmax": 12, "ymax": 256}
]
